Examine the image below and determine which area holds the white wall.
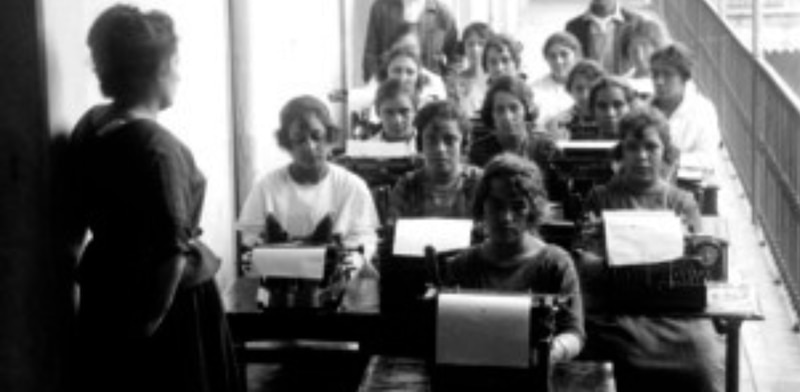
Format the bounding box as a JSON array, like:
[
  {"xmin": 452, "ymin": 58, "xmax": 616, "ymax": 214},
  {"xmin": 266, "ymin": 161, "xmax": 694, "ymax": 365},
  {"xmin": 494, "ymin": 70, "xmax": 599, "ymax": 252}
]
[{"xmin": 41, "ymin": 0, "xmax": 238, "ymax": 302}]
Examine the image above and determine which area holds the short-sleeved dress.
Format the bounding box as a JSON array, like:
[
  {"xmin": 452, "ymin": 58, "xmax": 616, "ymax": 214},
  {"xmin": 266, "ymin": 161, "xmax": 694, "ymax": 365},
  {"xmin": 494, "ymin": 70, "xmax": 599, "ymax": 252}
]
[
  {"xmin": 580, "ymin": 177, "xmax": 724, "ymax": 392},
  {"xmin": 69, "ymin": 105, "xmax": 241, "ymax": 392}
]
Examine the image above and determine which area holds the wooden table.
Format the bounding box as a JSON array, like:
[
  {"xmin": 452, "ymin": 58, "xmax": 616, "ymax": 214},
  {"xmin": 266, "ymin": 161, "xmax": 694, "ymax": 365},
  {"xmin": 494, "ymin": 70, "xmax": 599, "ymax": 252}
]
[{"xmin": 227, "ymin": 283, "xmax": 761, "ymax": 392}]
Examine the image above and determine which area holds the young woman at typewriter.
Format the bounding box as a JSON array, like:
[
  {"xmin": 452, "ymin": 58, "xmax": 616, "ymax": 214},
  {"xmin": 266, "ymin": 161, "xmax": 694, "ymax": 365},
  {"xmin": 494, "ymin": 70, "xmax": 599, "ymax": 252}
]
[
  {"xmin": 443, "ymin": 153, "xmax": 585, "ymax": 364},
  {"xmin": 482, "ymin": 33, "xmax": 526, "ymax": 83},
  {"xmin": 66, "ymin": 5, "xmax": 241, "ymax": 391},
  {"xmin": 544, "ymin": 59, "xmax": 606, "ymax": 140},
  {"xmin": 578, "ymin": 107, "xmax": 723, "ymax": 392},
  {"xmin": 387, "ymin": 100, "xmax": 482, "ymax": 221},
  {"xmin": 332, "ymin": 24, "xmax": 447, "ymax": 137},
  {"xmin": 588, "ymin": 75, "xmax": 639, "ymax": 140},
  {"xmin": 445, "ymin": 22, "xmax": 494, "ymax": 119},
  {"xmin": 237, "ymin": 96, "xmax": 380, "ymax": 310},
  {"xmin": 469, "ymin": 75, "xmax": 558, "ymax": 172},
  {"xmin": 369, "ymin": 78, "xmax": 419, "ymax": 153},
  {"xmin": 530, "ymin": 31, "xmax": 583, "ymax": 127}
]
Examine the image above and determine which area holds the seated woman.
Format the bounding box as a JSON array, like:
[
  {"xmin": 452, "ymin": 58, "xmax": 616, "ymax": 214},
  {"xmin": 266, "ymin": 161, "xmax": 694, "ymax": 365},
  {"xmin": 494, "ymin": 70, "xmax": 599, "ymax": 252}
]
[
  {"xmin": 369, "ymin": 78, "xmax": 419, "ymax": 153},
  {"xmin": 619, "ymin": 18, "xmax": 668, "ymax": 98},
  {"xmin": 530, "ymin": 31, "xmax": 582, "ymax": 127},
  {"xmin": 388, "ymin": 99, "xmax": 482, "ymax": 222},
  {"xmin": 469, "ymin": 75, "xmax": 557, "ymax": 172},
  {"xmin": 341, "ymin": 24, "xmax": 447, "ymax": 128},
  {"xmin": 545, "ymin": 59, "xmax": 606, "ymax": 140},
  {"xmin": 483, "ymin": 33, "xmax": 527, "ymax": 83},
  {"xmin": 446, "ymin": 22, "xmax": 494, "ymax": 118},
  {"xmin": 442, "ymin": 153, "xmax": 584, "ymax": 364},
  {"xmin": 650, "ymin": 43, "xmax": 721, "ymax": 187},
  {"xmin": 580, "ymin": 107, "xmax": 722, "ymax": 392},
  {"xmin": 588, "ymin": 75, "xmax": 639, "ymax": 140},
  {"xmin": 237, "ymin": 95, "xmax": 380, "ymax": 278}
]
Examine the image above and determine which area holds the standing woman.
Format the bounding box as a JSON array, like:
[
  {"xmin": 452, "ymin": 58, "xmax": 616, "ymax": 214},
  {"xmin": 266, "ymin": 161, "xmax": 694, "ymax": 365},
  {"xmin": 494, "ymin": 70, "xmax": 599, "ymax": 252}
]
[{"xmin": 67, "ymin": 5, "xmax": 240, "ymax": 392}]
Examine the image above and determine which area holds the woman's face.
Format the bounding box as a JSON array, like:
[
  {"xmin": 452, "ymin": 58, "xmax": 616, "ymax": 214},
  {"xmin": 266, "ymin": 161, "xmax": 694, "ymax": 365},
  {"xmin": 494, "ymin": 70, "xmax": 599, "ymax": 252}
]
[
  {"xmin": 546, "ymin": 43, "xmax": 578, "ymax": 82},
  {"xmin": 569, "ymin": 75, "xmax": 595, "ymax": 113},
  {"xmin": 422, "ymin": 119, "xmax": 463, "ymax": 178},
  {"xmin": 486, "ymin": 46, "xmax": 518, "ymax": 80},
  {"xmin": 492, "ymin": 91, "xmax": 527, "ymax": 144},
  {"xmin": 593, "ymin": 86, "xmax": 631, "ymax": 137},
  {"xmin": 484, "ymin": 177, "xmax": 532, "ymax": 246},
  {"xmin": 387, "ymin": 56, "xmax": 420, "ymax": 90},
  {"xmin": 651, "ymin": 61, "xmax": 686, "ymax": 102},
  {"xmin": 628, "ymin": 38, "xmax": 656, "ymax": 74},
  {"xmin": 378, "ymin": 94, "xmax": 415, "ymax": 140},
  {"xmin": 287, "ymin": 114, "xmax": 330, "ymax": 173},
  {"xmin": 464, "ymin": 33, "xmax": 487, "ymax": 68},
  {"xmin": 620, "ymin": 125, "xmax": 665, "ymax": 186}
]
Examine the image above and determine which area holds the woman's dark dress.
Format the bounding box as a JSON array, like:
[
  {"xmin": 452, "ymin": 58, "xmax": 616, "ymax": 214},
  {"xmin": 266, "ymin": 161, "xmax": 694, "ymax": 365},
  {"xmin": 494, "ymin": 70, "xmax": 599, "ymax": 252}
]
[{"xmin": 69, "ymin": 105, "xmax": 241, "ymax": 392}]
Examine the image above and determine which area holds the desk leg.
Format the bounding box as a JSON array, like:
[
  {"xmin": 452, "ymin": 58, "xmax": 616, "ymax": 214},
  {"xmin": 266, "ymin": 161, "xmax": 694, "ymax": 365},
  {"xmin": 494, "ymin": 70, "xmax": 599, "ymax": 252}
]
[{"xmin": 724, "ymin": 318, "xmax": 744, "ymax": 392}]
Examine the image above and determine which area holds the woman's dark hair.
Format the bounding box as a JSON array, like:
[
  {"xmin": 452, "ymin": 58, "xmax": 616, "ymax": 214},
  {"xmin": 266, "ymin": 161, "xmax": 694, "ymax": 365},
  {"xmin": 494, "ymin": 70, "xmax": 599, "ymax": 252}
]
[
  {"xmin": 414, "ymin": 99, "xmax": 472, "ymax": 151},
  {"xmin": 650, "ymin": 42, "xmax": 694, "ymax": 81},
  {"xmin": 481, "ymin": 34, "xmax": 523, "ymax": 72},
  {"xmin": 620, "ymin": 18, "xmax": 667, "ymax": 60},
  {"xmin": 472, "ymin": 153, "xmax": 549, "ymax": 227},
  {"xmin": 275, "ymin": 95, "xmax": 341, "ymax": 151},
  {"xmin": 588, "ymin": 76, "xmax": 638, "ymax": 112},
  {"xmin": 565, "ymin": 59, "xmax": 605, "ymax": 92},
  {"xmin": 377, "ymin": 45, "xmax": 430, "ymax": 90},
  {"xmin": 542, "ymin": 31, "xmax": 582, "ymax": 58},
  {"xmin": 614, "ymin": 106, "xmax": 679, "ymax": 166},
  {"xmin": 480, "ymin": 75, "xmax": 538, "ymax": 128},
  {"xmin": 456, "ymin": 22, "xmax": 494, "ymax": 65},
  {"xmin": 87, "ymin": 4, "xmax": 177, "ymax": 101},
  {"xmin": 374, "ymin": 78, "xmax": 420, "ymax": 112}
]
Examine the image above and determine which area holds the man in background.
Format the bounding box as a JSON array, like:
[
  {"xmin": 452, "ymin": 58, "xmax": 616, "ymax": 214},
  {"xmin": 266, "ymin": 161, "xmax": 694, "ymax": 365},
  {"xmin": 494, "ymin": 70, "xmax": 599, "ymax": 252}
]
[{"xmin": 566, "ymin": 0, "xmax": 643, "ymax": 74}]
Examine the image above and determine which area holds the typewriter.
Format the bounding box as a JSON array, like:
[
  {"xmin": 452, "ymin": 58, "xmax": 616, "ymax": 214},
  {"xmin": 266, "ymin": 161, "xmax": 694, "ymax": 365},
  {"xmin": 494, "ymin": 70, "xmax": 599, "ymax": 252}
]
[
  {"xmin": 241, "ymin": 216, "xmax": 364, "ymax": 310},
  {"xmin": 550, "ymin": 140, "xmax": 617, "ymax": 221},
  {"xmin": 431, "ymin": 291, "xmax": 572, "ymax": 392},
  {"xmin": 576, "ymin": 216, "xmax": 728, "ymax": 313}
]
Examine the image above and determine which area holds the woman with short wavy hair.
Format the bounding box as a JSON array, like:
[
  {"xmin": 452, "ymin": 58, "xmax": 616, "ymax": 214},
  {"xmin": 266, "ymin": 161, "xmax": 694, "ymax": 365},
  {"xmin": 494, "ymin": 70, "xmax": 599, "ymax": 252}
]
[{"xmin": 68, "ymin": 5, "xmax": 241, "ymax": 391}]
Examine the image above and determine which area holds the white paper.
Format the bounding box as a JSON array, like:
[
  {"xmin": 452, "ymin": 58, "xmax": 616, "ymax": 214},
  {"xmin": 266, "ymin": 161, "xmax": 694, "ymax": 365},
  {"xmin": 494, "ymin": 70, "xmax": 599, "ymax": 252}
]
[
  {"xmin": 392, "ymin": 218, "xmax": 473, "ymax": 257},
  {"xmin": 436, "ymin": 293, "xmax": 530, "ymax": 368},
  {"xmin": 345, "ymin": 140, "xmax": 414, "ymax": 158},
  {"xmin": 603, "ymin": 210, "xmax": 684, "ymax": 266},
  {"xmin": 556, "ymin": 140, "xmax": 618, "ymax": 151},
  {"xmin": 251, "ymin": 247, "xmax": 327, "ymax": 280}
]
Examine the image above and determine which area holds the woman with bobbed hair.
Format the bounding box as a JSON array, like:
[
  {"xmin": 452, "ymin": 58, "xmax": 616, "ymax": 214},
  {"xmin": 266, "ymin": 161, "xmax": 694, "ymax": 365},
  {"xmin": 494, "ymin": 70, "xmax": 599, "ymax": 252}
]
[
  {"xmin": 619, "ymin": 18, "xmax": 668, "ymax": 96},
  {"xmin": 238, "ymin": 96, "xmax": 380, "ymax": 257},
  {"xmin": 388, "ymin": 99, "xmax": 482, "ymax": 221},
  {"xmin": 470, "ymin": 75, "xmax": 557, "ymax": 176},
  {"xmin": 447, "ymin": 22, "xmax": 494, "ymax": 118},
  {"xmin": 545, "ymin": 59, "xmax": 606, "ymax": 140},
  {"xmin": 443, "ymin": 153, "xmax": 585, "ymax": 366},
  {"xmin": 531, "ymin": 31, "xmax": 583, "ymax": 126},
  {"xmin": 580, "ymin": 107, "xmax": 721, "ymax": 392},
  {"xmin": 482, "ymin": 33, "xmax": 526, "ymax": 82},
  {"xmin": 67, "ymin": 5, "xmax": 241, "ymax": 392},
  {"xmin": 587, "ymin": 75, "xmax": 639, "ymax": 140}
]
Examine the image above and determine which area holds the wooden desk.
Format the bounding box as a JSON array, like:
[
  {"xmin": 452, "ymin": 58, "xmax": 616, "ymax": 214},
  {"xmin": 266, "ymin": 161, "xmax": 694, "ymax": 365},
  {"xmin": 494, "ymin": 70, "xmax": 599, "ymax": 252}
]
[{"xmin": 227, "ymin": 283, "xmax": 761, "ymax": 392}]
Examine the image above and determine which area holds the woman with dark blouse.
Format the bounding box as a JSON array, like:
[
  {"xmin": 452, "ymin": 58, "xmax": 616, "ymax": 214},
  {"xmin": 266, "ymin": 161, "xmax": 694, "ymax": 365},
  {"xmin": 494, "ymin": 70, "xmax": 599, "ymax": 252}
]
[
  {"xmin": 66, "ymin": 5, "xmax": 240, "ymax": 392},
  {"xmin": 580, "ymin": 107, "xmax": 722, "ymax": 392},
  {"xmin": 443, "ymin": 153, "xmax": 585, "ymax": 364},
  {"xmin": 388, "ymin": 100, "xmax": 482, "ymax": 222}
]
